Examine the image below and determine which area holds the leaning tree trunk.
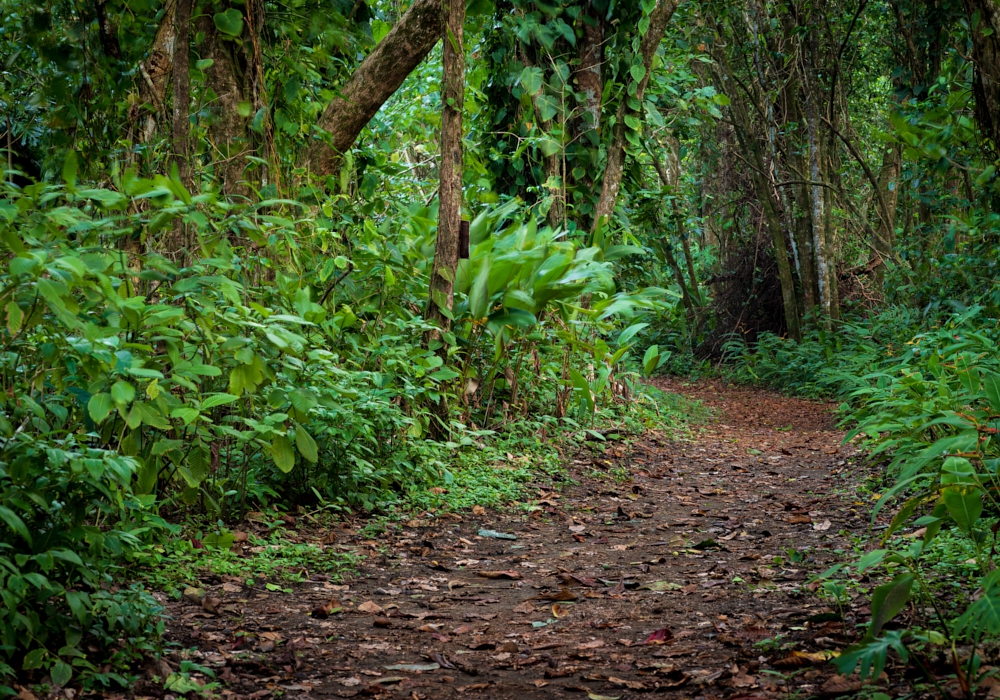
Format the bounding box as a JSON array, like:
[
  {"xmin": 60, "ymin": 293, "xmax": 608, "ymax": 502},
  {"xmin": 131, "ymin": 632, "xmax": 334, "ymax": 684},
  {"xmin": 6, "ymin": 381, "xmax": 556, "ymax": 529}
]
[
  {"xmin": 303, "ymin": 0, "xmax": 444, "ymax": 177},
  {"xmin": 426, "ymin": 0, "xmax": 465, "ymax": 337},
  {"xmin": 591, "ymin": 0, "xmax": 679, "ymax": 234}
]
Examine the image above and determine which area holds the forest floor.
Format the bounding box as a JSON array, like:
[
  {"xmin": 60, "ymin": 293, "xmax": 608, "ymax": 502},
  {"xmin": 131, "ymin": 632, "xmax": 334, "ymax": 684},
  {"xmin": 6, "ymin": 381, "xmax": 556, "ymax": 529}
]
[{"xmin": 149, "ymin": 379, "xmax": 876, "ymax": 700}]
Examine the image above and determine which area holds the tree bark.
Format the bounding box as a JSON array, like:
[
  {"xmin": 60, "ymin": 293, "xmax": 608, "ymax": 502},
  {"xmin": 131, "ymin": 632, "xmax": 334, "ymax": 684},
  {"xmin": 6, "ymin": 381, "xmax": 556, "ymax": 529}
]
[
  {"xmin": 965, "ymin": 0, "xmax": 1000, "ymax": 153},
  {"xmin": 802, "ymin": 51, "xmax": 832, "ymax": 327},
  {"xmin": 426, "ymin": 0, "xmax": 465, "ymax": 336},
  {"xmin": 172, "ymin": 0, "xmax": 192, "ymax": 189},
  {"xmin": 303, "ymin": 0, "xmax": 445, "ymax": 177},
  {"xmin": 195, "ymin": 14, "xmax": 251, "ymax": 197},
  {"xmin": 591, "ymin": 0, "xmax": 679, "ymax": 234},
  {"xmin": 572, "ymin": 11, "xmax": 604, "ymax": 145},
  {"xmin": 136, "ymin": 0, "xmax": 177, "ymax": 143}
]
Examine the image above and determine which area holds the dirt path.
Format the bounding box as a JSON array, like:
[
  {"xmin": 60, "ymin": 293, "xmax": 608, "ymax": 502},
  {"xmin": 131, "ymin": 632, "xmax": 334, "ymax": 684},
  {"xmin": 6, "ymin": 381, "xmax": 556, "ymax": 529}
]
[{"xmin": 159, "ymin": 380, "xmax": 865, "ymax": 699}]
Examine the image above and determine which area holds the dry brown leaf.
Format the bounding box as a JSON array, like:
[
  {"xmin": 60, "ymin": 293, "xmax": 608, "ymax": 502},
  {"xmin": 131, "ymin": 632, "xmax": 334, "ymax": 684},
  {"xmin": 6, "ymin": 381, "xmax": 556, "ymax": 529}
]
[
  {"xmin": 472, "ymin": 505, "xmax": 486, "ymax": 516},
  {"xmin": 576, "ymin": 639, "xmax": 605, "ymax": 650},
  {"xmin": 820, "ymin": 674, "xmax": 862, "ymax": 697},
  {"xmin": 477, "ymin": 570, "xmax": 522, "ymax": 580},
  {"xmin": 357, "ymin": 600, "xmax": 383, "ymax": 614},
  {"xmin": 311, "ymin": 599, "xmax": 342, "ymax": 619}
]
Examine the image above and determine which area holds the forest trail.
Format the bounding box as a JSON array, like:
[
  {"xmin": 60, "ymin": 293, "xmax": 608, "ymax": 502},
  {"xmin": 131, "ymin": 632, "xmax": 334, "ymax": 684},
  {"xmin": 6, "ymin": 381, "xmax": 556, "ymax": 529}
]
[{"xmin": 160, "ymin": 382, "xmax": 865, "ymax": 700}]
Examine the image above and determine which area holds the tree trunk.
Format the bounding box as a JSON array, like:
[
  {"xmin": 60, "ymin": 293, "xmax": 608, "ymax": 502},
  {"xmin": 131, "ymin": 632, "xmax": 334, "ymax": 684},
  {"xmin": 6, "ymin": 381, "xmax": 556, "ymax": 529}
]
[
  {"xmin": 195, "ymin": 14, "xmax": 251, "ymax": 197},
  {"xmin": 591, "ymin": 0, "xmax": 678, "ymax": 234},
  {"xmin": 303, "ymin": 0, "xmax": 445, "ymax": 177},
  {"xmin": 426, "ymin": 0, "xmax": 465, "ymax": 336},
  {"xmin": 711, "ymin": 39, "xmax": 801, "ymax": 340},
  {"xmin": 136, "ymin": 0, "xmax": 177, "ymax": 143},
  {"xmin": 172, "ymin": 0, "xmax": 192, "ymax": 189},
  {"xmin": 572, "ymin": 11, "xmax": 604, "ymax": 145},
  {"xmin": 965, "ymin": 0, "xmax": 1000, "ymax": 153},
  {"xmin": 872, "ymin": 143, "xmax": 900, "ymax": 285},
  {"xmin": 802, "ymin": 57, "xmax": 832, "ymax": 327}
]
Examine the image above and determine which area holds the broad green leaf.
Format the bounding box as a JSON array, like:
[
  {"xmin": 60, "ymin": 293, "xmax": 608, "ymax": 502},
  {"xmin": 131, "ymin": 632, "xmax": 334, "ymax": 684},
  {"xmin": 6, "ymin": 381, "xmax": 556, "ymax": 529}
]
[
  {"xmin": 294, "ymin": 424, "xmax": 319, "ymax": 463},
  {"xmin": 88, "ymin": 393, "xmax": 113, "ymax": 423},
  {"xmin": 617, "ymin": 322, "xmax": 649, "ymax": 347},
  {"xmin": 213, "ymin": 8, "xmax": 244, "ymax": 36},
  {"xmin": 943, "ymin": 485, "xmax": 983, "ymax": 533},
  {"xmin": 111, "ymin": 380, "xmax": 135, "ymax": 406},
  {"xmin": 6, "ymin": 301, "xmax": 22, "ymax": 334},
  {"xmin": 51, "ymin": 660, "xmax": 72, "ymax": 686},
  {"xmin": 642, "ymin": 345, "xmax": 659, "ymax": 377},
  {"xmin": 270, "ymin": 434, "xmax": 295, "ymax": 473},
  {"xmin": 519, "ymin": 66, "xmax": 544, "ymax": 96},
  {"xmin": 0, "ymin": 505, "xmax": 31, "ymax": 544},
  {"xmin": 469, "ymin": 260, "xmax": 491, "ymax": 320},
  {"xmin": 984, "ymin": 373, "xmax": 1000, "ymax": 413},
  {"xmin": 202, "ymin": 393, "xmax": 240, "ymax": 409},
  {"xmin": 869, "ymin": 573, "xmax": 914, "ymax": 638},
  {"xmin": 288, "ymin": 388, "xmax": 318, "ymax": 414}
]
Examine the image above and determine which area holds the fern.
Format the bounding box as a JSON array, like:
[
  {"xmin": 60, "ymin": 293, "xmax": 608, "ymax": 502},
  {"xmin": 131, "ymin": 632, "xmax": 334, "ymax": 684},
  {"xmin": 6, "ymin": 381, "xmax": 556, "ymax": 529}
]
[{"xmin": 954, "ymin": 571, "xmax": 1000, "ymax": 641}]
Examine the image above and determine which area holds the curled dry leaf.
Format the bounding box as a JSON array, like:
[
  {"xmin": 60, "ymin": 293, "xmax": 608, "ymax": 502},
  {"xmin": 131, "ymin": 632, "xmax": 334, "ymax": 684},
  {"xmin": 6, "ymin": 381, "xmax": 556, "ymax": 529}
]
[
  {"xmin": 311, "ymin": 599, "xmax": 342, "ymax": 619},
  {"xmin": 551, "ymin": 603, "xmax": 569, "ymax": 618},
  {"xmin": 472, "ymin": 505, "xmax": 486, "ymax": 516},
  {"xmin": 641, "ymin": 628, "xmax": 674, "ymax": 645},
  {"xmin": 535, "ymin": 588, "xmax": 578, "ymax": 601},
  {"xmin": 477, "ymin": 570, "xmax": 522, "ymax": 580},
  {"xmin": 819, "ymin": 674, "xmax": 862, "ymax": 697}
]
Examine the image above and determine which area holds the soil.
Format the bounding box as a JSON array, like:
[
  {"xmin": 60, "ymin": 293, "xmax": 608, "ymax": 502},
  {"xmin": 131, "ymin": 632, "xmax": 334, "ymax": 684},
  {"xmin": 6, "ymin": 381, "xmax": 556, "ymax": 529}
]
[{"xmin": 152, "ymin": 379, "xmax": 871, "ymax": 700}]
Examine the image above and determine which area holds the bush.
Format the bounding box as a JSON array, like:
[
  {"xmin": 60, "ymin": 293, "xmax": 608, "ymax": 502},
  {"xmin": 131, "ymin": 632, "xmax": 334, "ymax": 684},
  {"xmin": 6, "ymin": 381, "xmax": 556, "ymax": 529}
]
[{"xmin": 0, "ymin": 435, "xmax": 163, "ymax": 689}]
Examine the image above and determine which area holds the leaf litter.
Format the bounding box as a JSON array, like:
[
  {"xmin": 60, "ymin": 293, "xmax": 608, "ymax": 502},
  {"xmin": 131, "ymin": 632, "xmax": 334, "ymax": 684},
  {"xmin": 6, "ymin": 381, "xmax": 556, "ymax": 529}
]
[{"xmin": 153, "ymin": 379, "xmax": 879, "ymax": 699}]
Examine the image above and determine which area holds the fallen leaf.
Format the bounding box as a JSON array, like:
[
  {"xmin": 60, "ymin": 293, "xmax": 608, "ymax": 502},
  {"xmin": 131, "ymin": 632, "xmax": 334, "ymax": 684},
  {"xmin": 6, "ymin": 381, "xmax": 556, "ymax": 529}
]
[
  {"xmin": 311, "ymin": 599, "xmax": 342, "ymax": 619},
  {"xmin": 820, "ymin": 674, "xmax": 862, "ymax": 696},
  {"xmin": 773, "ymin": 649, "xmax": 839, "ymax": 668},
  {"xmin": 340, "ymin": 677, "xmax": 361, "ymax": 687},
  {"xmin": 472, "ymin": 505, "xmax": 486, "ymax": 516},
  {"xmin": 813, "ymin": 519, "xmax": 832, "ymax": 531},
  {"xmin": 373, "ymin": 617, "xmax": 392, "ymax": 628},
  {"xmin": 786, "ymin": 515, "xmax": 812, "ymax": 524},
  {"xmin": 383, "ymin": 663, "xmax": 440, "ymax": 672},
  {"xmin": 552, "ymin": 603, "xmax": 569, "ymax": 618},
  {"xmin": 478, "ymin": 529, "xmax": 517, "ymax": 540},
  {"xmin": 513, "ymin": 601, "xmax": 536, "ymax": 614},
  {"xmin": 639, "ymin": 580, "xmax": 683, "ymax": 591},
  {"xmin": 641, "ymin": 628, "xmax": 674, "ymax": 645},
  {"xmin": 477, "ymin": 570, "xmax": 522, "ymax": 580},
  {"xmin": 577, "ymin": 639, "xmax": 605, "ymax": 650},
  {"xmin": 357, "ymin": 600, "xmax": 383, "ymax": 614},
  {"xmin": 535, "ymin": 588, "xmax": 578, "ymax": 601},
  {"xmin": 587, "ymin": 694, "xmax": 621, "ymax": 700}
]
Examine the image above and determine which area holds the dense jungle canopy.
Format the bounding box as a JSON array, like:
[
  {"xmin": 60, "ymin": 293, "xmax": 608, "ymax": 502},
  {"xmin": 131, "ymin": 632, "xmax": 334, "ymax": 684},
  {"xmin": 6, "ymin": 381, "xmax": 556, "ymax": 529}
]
[{"xmin": 7, "ymin": 0, "xmax": 1000, "ymax": 696}]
